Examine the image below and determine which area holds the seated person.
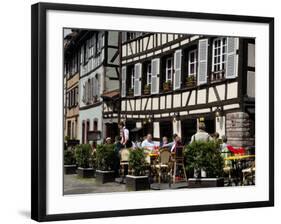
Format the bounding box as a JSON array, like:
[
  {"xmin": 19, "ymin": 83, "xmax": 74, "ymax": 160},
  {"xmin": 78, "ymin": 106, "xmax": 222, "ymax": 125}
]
[
  {"xmin": 141, "ymin": 134, "xmax": 155, "ymax": 149},
  {"xmin": 160, "ymin": 136, "xmax": 173, "ymax": 149},
  {"xmin": 171, "ymin": 134, "xmax": 183, "ymax": 152}
]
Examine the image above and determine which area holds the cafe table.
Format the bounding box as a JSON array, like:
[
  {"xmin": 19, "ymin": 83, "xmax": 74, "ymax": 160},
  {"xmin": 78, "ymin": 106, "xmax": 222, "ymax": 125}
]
[{"xmin": 224, "ymin": 154, "xmax": 255, "ymax": 185}]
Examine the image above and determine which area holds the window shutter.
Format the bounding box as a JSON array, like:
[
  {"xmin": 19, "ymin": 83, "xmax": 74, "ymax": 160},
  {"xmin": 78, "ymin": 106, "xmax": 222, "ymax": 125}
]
[
  {"xmin": 151, "ymin": 58, "xmax": 160, "ymax": 94},
  {"xmin": 197, "ymin": 39, "xmax": 208, "ymax": 85},
  {"xmin": 96, "ymin": 75, "xmax": 100, "ymax": 98},
  {"xmin": 82, "ymin": 84, "xmax": 85, "ymax": 103},
  {"xmin": 80, "ymin": 47, "xmax": 84, "ymax": 64},
  {"xmin": 134, "ymin": 63, "xmax": 142, "ymax": 96},
  {"xmin": 75, "ymin": 87, "xmax": 78, "ymax": 105},
  {"xmin": 122, "ymin": 32, "xmax": 127, "ymax": 42},
  {"xmin": 173, "ymin": 49, "xmax": 182, "ymax": 90},
  {"xmin": 225, "ymin": 37, "xmax": 239, "ymax": 79},
  {"xmin": 121, "ymin": 66, "xmax": 127, "ymax": 97}
]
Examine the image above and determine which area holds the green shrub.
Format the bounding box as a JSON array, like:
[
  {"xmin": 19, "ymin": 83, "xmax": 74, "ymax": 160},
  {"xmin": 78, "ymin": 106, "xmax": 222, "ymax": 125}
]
[
  {"xmin": 64, "ymin": 148, "xmax": 76, "ymax": 165},
  {"xmin": 129, "ymin": 148, "xmax": 147, "ymax": 176},
  {"xmin": 184, "ymin": 140, "xmax": 224, "ymax": 178},
  {"xmin": 75, "ymin": 144, "xmax": 92, "ymax": 168},
  {"xmin": 96, "ymin": 144, "xmax": 115, "ymax": 171}
]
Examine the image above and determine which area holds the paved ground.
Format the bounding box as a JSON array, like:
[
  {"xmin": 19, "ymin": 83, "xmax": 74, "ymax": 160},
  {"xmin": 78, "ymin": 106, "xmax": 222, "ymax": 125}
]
[
  {"xmin": 64, "ymin": 174, "xmax": 127, "ymax": 195},
  {"xmin": 64, "ymin": 174, "xmax": 252, "ymax": 195},
  {"xmin": 64, "ymin": 174, "xmax": 189, "ymax": 195}
]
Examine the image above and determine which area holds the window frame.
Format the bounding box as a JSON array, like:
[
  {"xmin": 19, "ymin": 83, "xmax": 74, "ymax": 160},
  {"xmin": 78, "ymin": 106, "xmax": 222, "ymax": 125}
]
[
  {"xmin": 212, "ymin": 37, "xmax": 227, "ymax": 73},
  {"xmin": 188, "ymin": 49, "xmax": 198, "ymax": 77},
  {"xmin": 165, "ymin": 57, "xmax": 173, "ymax": 82},
  {"xmin": 146, "ymin": 62, "xmax": 152, "ymax": 86}
]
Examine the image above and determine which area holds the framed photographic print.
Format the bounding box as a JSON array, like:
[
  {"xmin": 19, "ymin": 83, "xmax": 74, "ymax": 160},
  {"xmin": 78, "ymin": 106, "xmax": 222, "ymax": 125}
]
[{"xmin": 31, "ymin": 2, "xmax": 274, "ymax": 222}]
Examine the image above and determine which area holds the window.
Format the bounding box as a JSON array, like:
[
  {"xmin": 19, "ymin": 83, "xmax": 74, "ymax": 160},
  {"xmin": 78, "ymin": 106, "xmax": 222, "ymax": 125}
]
[
  {"xmin": 86, "ymin": 120, "xmax": 90, "ymax": 143},
  {"xmin": 67, "ymin": 121, "xmax": 71, "ymax": 137},
  {"xmin": 129, "ymin": 66, "xmax": 135, "ymax": 89},
  {"xmin": 165, "ymin": 57, "xmax": 173, "ymax": 82},
  {"xmin": 212, "ymin": 37, "xmax": 227, "ymax": 72},
  {"xmin": 96, "ymin": 33, "xmax": 102, "ymax": 55},
  {"xmin": 67, "ymin": 87, "xmax": 78, "ymax": 108},
  {"xmin": 82, "ymin": 121, "xmax": 85, "ymax": 144},
  {"xmin": 93, "ymin": 120, "xmax": 98, "ymax": 131},
  {"xmin": 188, "ymin": 49, "xmax": 198, "ymax": 77},
  {"xmin": 146, "ymin": 63, "xmax": 152, "ymax": 85}
]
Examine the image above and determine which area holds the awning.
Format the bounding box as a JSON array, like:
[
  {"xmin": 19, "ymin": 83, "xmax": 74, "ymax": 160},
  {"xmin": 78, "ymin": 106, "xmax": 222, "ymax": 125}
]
[
  {"xmin": 101, "ymin": 90, "xmax": 120, "ymax": 101},
  {"xmin": 130, "ymin": 127, "xmax": 143, "ymax": 133}
]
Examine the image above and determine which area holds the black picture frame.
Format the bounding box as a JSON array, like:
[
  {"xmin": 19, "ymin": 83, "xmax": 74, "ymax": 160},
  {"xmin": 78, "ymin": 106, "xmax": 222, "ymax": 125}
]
[{"xmin": 31, "ymin": 2, "xmax": 274, "ymax": 222}]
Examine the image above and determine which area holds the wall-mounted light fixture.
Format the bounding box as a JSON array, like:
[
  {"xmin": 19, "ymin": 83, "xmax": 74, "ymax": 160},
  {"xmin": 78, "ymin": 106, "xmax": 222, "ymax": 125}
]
[
  {"xmin": 215, "ymin": 107, "xmax": 222, "ymax": 121},
  {"xmin": 173, "ymin": 112, "xmax": 180, "ymax": 122}
]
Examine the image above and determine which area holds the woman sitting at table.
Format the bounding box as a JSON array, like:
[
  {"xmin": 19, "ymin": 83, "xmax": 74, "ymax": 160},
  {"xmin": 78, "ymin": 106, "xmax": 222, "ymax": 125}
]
[{"xmin": 141, "ymin": 134, "xmax": 155, "ymax": 149}]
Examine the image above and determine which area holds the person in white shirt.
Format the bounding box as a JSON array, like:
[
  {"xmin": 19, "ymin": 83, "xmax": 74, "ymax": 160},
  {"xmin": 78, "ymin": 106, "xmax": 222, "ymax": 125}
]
[
  {"xmin": 118, "ymin": 121, "xmax": 131, "ymax": 148},
  {"xmin": 141, "ymin": 134, "xmax": 155, "ymax": 149}
]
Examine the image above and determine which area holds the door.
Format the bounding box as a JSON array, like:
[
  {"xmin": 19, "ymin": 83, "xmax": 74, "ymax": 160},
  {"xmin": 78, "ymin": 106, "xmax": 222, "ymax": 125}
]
[
  {"xmin": 181, "ymin": 119, "xmax": 197, "ymax": 144},
  {"xmin": 160, "ymin": 121, "xmax": 173, "ymax": 142},
  {"xmin": 205, "ymin": 118, "xmax": 215, "ymax": 135}
]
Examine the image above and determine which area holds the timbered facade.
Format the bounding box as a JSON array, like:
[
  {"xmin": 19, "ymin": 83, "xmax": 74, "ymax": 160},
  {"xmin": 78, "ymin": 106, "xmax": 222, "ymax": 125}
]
[
  {"xmin": 78, "ymin": 30, "xmax": 120, "ymax": 144},
  {"xmin": 64, "ymin": 31, "xmax": 80, "ymax": 140},
  {"xmin": 120, "ymin": 32, "xmax": 255, "ymax": 147}
]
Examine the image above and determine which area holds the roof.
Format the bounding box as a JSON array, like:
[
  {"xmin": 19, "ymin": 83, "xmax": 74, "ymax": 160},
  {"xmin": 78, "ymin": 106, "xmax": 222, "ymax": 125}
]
[{"xmin": 101, "ymin": 90, "xmax": 120, "ymax": 100}]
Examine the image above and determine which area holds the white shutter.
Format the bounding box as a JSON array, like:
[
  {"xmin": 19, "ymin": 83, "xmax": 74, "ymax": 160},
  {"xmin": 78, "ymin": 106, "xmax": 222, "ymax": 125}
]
[
  {"xmin": 121, "ymin": 66, "xmax": 127, "ymax": 97},
  {"xmin": 82, "ymin": 84, "xmax": 86, "ymax": 103},
  {"xmin": 80, "ymin": 47, "xmax": 84, "ymax": 64},
  {"xmin": 151, "ymin": 58, "xmax": 160, "ymax": 94},
  {"xmin": 134, "ymin": 63, "xmax": 142, "ymax": 96},
  {"xmin": 225, "ymin": 37, "xmax": 239, "ymax": 79},
  {"xmin": 197, "ymin": 39, "xmax": 208, "ymax": 85},
  {"xmin": 173, "ymin": 49, "xmax": 182, "ymax": 90}
]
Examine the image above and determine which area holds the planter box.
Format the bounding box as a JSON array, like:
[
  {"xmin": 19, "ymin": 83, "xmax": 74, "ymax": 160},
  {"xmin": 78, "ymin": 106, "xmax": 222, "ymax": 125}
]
[
  {"xmin": 64, "ymin": 164, "xmax": 77, "ymax": 175},
  {"xmin": 66, "ymin": 139, "xmax": 80, "ymax": 146},
  {"xmin": 77, "ymin": 167, "xmax": 95, "ymax": 178},
  {"xmin": 126, "ymin": 175, "xmax": 150, "ymax": 191},
  {"xmin": 188, "ymin": 178, "xmax": 224, "ymax": 188},
  {"xmin": 96, "ymin": 170, "xmax": 115, "ymax": 184}
]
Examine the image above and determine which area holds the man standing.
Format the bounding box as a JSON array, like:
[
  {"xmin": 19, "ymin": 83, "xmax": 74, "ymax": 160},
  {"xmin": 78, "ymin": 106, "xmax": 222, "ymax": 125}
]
[
  {"xmin": 118, "ymin": 121, "xmax": 131, "ymax": 148},
  {"xmin": 190, "ymin": 122, "xmax": 211, "ymax": 143}
]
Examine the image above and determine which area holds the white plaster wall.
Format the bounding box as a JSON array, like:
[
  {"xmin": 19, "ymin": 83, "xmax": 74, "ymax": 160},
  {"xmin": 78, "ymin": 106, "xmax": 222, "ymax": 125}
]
[
  {"xmin": 215, "ymin": 116, "xmax": 226, "ymax": 138},
  {"xmin": 77, "ymin": 105, "xmax": 103, "ymax": 143}
]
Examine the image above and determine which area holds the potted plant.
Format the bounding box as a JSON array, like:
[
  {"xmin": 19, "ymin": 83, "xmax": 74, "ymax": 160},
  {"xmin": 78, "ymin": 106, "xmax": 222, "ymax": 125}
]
[
  {"xmin": 184, "ymin": 140, "xmax": 224, "ymax": 188},
  {"xmin": 143, "ymin": 84, "xmax": 150, "ymax": 95},
  {"xmin": 163, "ymin": 80, "xmax": 172, "ymax": 92},
  {"xmin": 185, "ymin": 75, "xmax": 196, "ymax": 88},
  {"xmin": 64, "ymin": 148, "xmax": 76, "ymax": 174},
  {"xmin": 75, "ymin": 144, "xmax": 95, "ymax": 178},
  {"xmin": 128, "ymin": 88, "xmax": 134, "ymax": 96},
  {"xmin": 95, "ymin": 144, "xmax": 115, "ymax": 184},
  {"xmin": 126, "ymin": 148, "xmax": 150, "ymax": 191}
]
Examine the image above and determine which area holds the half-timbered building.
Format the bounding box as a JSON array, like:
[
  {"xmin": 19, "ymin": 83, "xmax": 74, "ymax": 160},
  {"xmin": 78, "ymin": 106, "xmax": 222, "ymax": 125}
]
[
  {"xmin": 78, "ymin": 30, "xmax": 120, "ymax": 144},
  {"xmin": 64, "ymin": 30, "xmax": 80, "ymax": 140},
  {"xmin": 120, "ymin": 32, "xmax": 255, "ymax": 147}
]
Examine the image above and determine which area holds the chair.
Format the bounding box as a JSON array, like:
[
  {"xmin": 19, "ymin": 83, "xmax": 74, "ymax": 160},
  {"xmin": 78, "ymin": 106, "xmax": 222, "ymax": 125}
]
[
  {"xmin": 119, "ymin": 148, "xmax": 130, "ymax": 179},
  {"xmin": 242, "ymin": 161, "xmax": 255, "ymax": 185},
  {"xmin": 171, "ymin": 146, "xmax": 187, "ymax": 183},
  {"xmin": 155, "ymin": 148, "xmax": 171, "ymax": 184}
]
